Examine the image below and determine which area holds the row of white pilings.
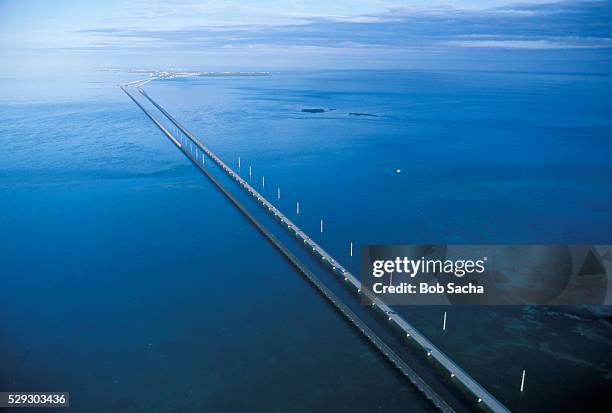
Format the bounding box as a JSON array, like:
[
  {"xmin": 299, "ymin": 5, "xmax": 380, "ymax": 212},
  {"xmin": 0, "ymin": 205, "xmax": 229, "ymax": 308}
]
[{"xmin": 176, "ymin": 125, "xmax": 527, "ymax": 398}]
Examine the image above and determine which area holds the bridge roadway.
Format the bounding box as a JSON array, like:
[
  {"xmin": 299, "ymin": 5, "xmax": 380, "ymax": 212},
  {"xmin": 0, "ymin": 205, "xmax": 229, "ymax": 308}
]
[
  {"xmin": 121, "ymin": 85, "xmax": 454, "ymax": 412},
  {"xmin": 128, "ymin": 83, "xmax": 512, "ymax": 413}
]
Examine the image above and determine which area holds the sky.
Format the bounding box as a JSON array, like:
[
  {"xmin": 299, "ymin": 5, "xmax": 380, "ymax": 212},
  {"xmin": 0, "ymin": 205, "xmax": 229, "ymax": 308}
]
[{"xmin": 1, "ymin": 0, "xmax": 611, "ymax": 73}]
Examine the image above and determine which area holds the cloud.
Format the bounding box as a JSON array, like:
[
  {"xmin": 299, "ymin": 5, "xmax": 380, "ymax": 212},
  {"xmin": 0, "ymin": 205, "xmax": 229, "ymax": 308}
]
[
  {"xmin": 448, "ymin": 38, "xmax": 612, "ymax": 49},
  {"xmin": 66, "ymin": 1, "xmax": 612, "ymax": 52}
]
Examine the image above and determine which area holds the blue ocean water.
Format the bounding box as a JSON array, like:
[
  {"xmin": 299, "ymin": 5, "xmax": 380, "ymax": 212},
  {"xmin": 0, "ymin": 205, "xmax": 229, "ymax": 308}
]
[{"xmin": 1, "ymin": 70, "xmax": 611, "ymax": 412}]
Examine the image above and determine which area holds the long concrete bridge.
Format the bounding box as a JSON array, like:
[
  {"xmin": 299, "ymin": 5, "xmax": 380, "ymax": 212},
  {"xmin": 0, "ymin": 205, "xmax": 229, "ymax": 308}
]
[{"xmin": 121, "ymin": 79, "xmax": 512, "ymax": 413}]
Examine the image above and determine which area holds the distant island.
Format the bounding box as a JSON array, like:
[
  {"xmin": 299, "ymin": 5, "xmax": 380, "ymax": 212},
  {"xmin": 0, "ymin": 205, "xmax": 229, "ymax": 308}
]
[
  {"xmin": 300, "ymin": 109, "xmax": 389, "ymax": 118},
  {"xmin": 110, "ymin": 69, "xmax": 272, "ymax": 81},
  {"xmin": 196, "ymin": 72, "xmax": 270, "ymax": 77}
]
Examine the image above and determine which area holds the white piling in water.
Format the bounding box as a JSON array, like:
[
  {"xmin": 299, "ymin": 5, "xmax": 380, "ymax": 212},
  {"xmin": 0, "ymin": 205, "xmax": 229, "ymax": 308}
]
[
  {"xmin": 262, "ymin": 176, "xmax": 265, "ymax": 188},
  {"xmin": 320, "ymin": 219, "xmax": 324, "ymax": 233},
  {"xmin": 238, "ymin": 156, "xmax": 241, "ymax": 169},
  {"xmin": 520, "ymin": 370, "xmax": 526, "ymax": 392},
  {"xmin": 350, "ymin": 242, "xmax": 353, "ymax": 257},
  {"xmin": 202, "ymin": 153, "xmax": 205, "ymax": 164},
  {"xmin": 249, "ymin": 166, "xmax": 252, "ymax": 179},
  {"xmin": 277, "ymin": 188, "xmax": 281, "ymax": 200},
  {"xmin": 296, "ymin": 202, "xmax": 300, "ymax": 215},
  {"xmin": 443, "ymin": 311, "xmax": 447, "ymax": 331}
]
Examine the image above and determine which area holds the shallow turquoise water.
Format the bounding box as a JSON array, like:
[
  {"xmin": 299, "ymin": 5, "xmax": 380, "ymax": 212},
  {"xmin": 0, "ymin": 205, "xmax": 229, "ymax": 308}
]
[{"xmin": 1, "ymin": 70, "xmax": 611, "ymax": 412}]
